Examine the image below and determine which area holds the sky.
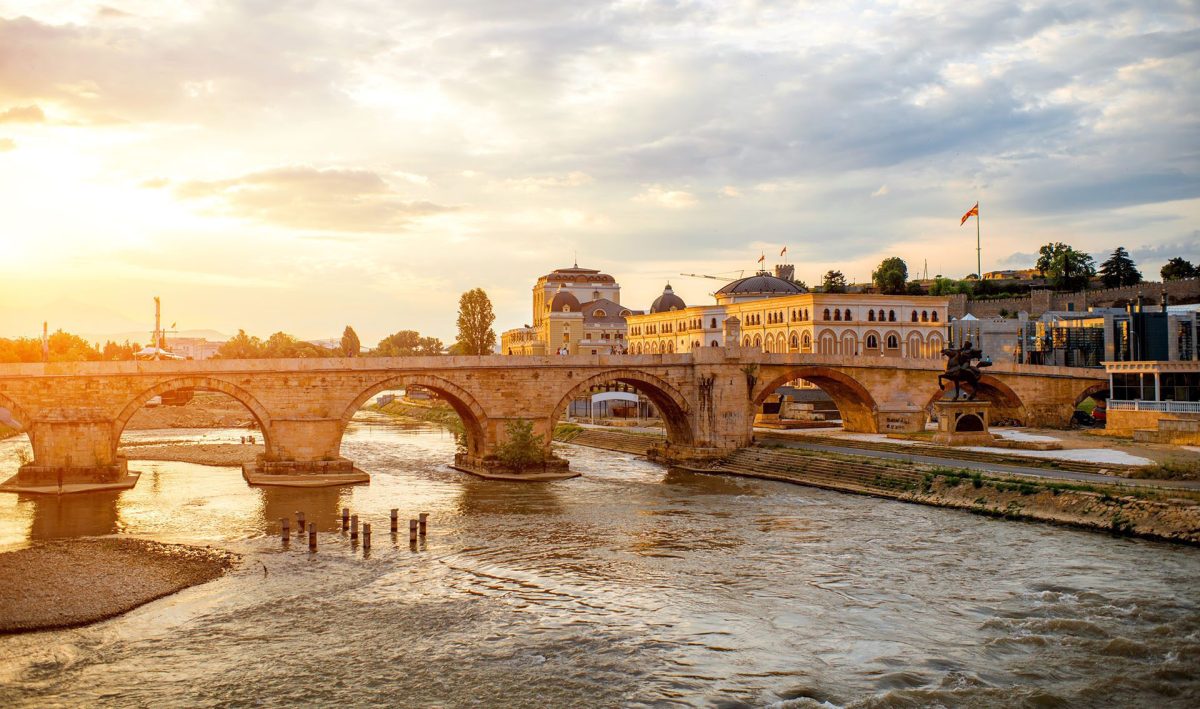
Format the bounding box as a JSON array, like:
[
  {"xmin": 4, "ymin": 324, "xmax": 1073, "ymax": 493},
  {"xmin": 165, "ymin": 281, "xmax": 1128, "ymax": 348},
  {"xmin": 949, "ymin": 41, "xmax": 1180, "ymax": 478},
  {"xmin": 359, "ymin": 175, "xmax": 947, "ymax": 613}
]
[{"xmin": 0, "ymin": 0, "xmax": 1197, "ymax": 345}]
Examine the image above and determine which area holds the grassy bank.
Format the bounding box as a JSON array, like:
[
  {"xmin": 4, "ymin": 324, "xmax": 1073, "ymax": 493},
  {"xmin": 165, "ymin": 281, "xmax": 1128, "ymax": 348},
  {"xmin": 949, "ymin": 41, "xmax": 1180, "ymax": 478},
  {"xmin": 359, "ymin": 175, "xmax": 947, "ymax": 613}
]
[{"xmin": 368, "ymin": 399, "xmax": 465, "ymax": 440}]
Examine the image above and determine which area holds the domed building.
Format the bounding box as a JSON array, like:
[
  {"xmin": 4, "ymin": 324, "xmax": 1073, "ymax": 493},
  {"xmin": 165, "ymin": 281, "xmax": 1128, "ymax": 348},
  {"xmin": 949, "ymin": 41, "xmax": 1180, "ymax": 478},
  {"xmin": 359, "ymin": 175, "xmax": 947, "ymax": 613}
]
[
  {"xmin": 649, "ymin": 284, "xmax": 687, "ymax": 313},
  {"xmin": 625, "ymin": 265, "xmax": 950, "ymax": 358},
  {"xmin": 501, "ymin": 264, "xmax": 641, "ymax": 355}
]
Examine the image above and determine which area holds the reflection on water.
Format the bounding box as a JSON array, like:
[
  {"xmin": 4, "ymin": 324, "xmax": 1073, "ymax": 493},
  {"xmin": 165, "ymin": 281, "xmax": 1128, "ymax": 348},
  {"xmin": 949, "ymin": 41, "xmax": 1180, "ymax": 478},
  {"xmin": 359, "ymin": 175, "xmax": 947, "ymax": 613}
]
[{"xmin": 0, "ymin": 415, "xmax": 1197, "ymax": 707}]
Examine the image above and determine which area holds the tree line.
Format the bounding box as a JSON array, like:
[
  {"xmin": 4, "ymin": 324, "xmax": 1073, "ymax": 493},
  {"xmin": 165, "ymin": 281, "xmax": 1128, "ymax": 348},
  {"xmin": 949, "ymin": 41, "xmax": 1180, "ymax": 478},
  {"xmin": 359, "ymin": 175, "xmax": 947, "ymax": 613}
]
[{"xmin": 0, "ymin": 331, "xmax": 139, "ymax": 364}]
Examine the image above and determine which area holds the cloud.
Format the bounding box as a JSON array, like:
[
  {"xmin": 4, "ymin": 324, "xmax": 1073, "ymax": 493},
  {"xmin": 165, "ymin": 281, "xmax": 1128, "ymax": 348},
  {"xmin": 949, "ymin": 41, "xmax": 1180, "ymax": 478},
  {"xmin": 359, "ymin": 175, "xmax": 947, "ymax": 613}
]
[
  {"xmin": 0, "ymin": 138, "xmax": 14, "ymax": 152},
  {"xmin": 871, "ymin": 185, "xmax": 889, "ymax": 198},
  {"xmin": 500, "ymin": 171, "xmax": 592, "ymax": 192},
  {"xmin": 174, "ymin": 166, "xmax": 454, "ymax": 232},
  {"xmin": 633, "ymin": 185, "xmax": 699, "ymax": 209},
  {"xmin": 0, "ymin": 105, "xmax": 46, "ymax": 123}
]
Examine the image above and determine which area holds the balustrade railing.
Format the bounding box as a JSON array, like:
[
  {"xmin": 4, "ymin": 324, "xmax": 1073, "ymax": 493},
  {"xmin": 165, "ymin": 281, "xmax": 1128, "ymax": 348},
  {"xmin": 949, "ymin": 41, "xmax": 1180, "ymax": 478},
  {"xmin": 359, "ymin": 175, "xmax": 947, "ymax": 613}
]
[{"xmin": 1107, "ymin": 400, "xmax": 1200, "ymax": 413}]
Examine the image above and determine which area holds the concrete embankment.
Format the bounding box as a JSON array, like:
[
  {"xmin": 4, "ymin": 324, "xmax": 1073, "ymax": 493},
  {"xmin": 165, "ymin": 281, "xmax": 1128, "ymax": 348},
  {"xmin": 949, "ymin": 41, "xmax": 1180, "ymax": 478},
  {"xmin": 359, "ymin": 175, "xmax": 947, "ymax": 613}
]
[
  {"xmin": 0, "ymin": 538, "xmax": 237, "ymax": 634},
  {"xmin": 555, "ymin": 429, "xmax": 1200, "ymax": 545}
]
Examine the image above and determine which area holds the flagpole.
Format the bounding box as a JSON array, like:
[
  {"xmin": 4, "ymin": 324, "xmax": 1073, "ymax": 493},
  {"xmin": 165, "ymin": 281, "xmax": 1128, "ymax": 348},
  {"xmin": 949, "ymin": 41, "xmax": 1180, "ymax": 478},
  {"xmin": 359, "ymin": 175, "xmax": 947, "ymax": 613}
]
[{"xmin": 976, "ymin": 200, "xmax": 981, "ymax": 279}]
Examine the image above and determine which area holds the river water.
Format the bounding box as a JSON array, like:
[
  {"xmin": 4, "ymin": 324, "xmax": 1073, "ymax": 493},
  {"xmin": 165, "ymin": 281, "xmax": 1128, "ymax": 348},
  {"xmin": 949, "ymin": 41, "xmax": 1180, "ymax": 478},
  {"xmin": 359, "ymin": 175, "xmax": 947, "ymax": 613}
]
[{"xmin": 0, "ymin": 414, "xmax": 1197, "ymax": 707}]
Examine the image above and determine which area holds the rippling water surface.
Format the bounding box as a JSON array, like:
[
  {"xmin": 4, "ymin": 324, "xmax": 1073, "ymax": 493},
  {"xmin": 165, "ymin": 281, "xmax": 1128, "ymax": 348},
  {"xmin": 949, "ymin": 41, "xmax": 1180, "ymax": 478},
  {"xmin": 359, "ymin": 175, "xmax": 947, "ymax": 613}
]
[{"xmin": 0, "ymin": 414, "xmax": 1197, "ymax": 707}]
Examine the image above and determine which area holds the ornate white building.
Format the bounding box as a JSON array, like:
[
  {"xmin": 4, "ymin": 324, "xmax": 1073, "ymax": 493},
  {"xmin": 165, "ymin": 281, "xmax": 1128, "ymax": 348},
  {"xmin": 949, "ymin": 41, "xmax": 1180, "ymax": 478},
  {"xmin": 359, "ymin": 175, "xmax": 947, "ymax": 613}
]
[
  {"xmin": 625, "ymin": 270, "xmax": 949, "ymax": 358},
  {"xmin": 501, "ymin": 265, "xmax": 640, "ymax": 355}
]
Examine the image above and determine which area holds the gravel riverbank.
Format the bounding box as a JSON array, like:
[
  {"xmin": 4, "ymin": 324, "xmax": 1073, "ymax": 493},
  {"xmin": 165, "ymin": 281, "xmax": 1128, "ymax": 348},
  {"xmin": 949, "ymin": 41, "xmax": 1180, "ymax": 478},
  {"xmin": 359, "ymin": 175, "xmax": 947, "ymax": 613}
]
[
  {"xmin": 0, "ymin": 538, "xmax": 238, "ymax": 634},
  {"xmin": 120, "ymin": 442, "xmax": 264, "ymax": 466}
]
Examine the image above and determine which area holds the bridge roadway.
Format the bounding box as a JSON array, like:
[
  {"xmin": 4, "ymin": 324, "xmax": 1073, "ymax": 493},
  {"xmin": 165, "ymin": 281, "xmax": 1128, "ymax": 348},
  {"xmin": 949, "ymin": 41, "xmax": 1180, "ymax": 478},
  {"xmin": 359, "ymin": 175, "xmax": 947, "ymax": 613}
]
[{"xmin": 0, "ymin": 348, "xmax": 1105, "ymax": 491}]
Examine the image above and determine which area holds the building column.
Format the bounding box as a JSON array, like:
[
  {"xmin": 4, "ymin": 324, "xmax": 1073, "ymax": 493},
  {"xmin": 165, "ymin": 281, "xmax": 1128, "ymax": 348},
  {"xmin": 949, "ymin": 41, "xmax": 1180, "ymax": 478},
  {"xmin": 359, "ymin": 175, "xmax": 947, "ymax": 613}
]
[{"xmin": 1154, "ymin": 372, "xmax": 1162, "ymax": 401}]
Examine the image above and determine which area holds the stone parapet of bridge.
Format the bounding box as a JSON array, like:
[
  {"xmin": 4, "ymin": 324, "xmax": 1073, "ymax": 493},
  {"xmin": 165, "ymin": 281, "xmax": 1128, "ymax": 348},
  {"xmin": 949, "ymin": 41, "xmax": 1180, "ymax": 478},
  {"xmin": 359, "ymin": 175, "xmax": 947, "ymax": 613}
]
[{"xmin": 0, "ymin": 348, "xmax": 1105, "ymax": 491}]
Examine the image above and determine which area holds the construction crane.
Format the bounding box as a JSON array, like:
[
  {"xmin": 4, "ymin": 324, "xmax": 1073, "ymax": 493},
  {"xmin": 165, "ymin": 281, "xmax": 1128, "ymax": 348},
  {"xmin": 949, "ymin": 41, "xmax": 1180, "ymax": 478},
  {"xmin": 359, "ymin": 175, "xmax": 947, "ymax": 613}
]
[{"xmin": 679, "ymin": 270, "xmax": 743, "ymax": 282}]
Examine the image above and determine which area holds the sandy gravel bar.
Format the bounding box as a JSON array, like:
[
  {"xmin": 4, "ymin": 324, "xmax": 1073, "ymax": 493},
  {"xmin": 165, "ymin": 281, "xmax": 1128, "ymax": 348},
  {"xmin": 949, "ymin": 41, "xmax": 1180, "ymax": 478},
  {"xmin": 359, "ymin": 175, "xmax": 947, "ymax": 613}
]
[
  {"xmin": 0, "ymin": 538, "xmax": 238, "ymax": 634},
  {"xmin": 120, "ymin": 443, "xmax": 264, "ymax": 466}
]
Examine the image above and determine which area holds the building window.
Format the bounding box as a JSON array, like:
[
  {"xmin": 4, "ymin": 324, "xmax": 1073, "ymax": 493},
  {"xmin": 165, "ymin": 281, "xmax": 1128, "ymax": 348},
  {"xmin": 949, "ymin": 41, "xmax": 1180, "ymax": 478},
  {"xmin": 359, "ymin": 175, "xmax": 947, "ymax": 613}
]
[
  {"xmin": 833, "ymin": 310, "xmax": 841, "ymax": 321},
  {"xmin": 593, "ymin": 291, "xmax": 600, "ymax": 300},
  {"xmin": 886, "ymin": 334, "xmax": 898, "ymax": 348},
  {"xmin": 620, "ymin": 310, "xmax": 631, "ymax": 317},
  {"xmin": 844, "ymin": 309, "xmax": 851, "ymax": 321},
  {"xmin": 594, "ymin": 309, "xmax": 606, "ymax": 318},
  {"xmin": 868, "ymin": 310, "xmax": 876, "ymax": 322},
  {"xmin": 888, "ymin": 310, "xmax": 896, "ymax": 322},
  {"xmin": 710, "ymin": 318, "xmax": 717, "ymax": 328},
  {"xmin": 931, "ymin": 312, "xmax": 939, "ymax": 322},
  {"xmin": 711, "ymin": 340, "xmax": 719, "ymax": 347},
  {"xmin": 790, "ymin": 333, "xmax": 799, "ymax": 349},
  {"xmin": 824, "ymin": 308, "xmax": 831, "ymax": 321},
  {"xmin": 866, "ymin": 334, "xmax": 878, "ymax": 349},
  {"xmin": 921, "ymin": 310, "xmax": 928, "ymax": 322},
  {"xmin": 877, "ymin": 309, "xmax": 885, "ymax": 321},
  {"xmin": 911, "ymin": 310, "xmax": 918, "ymax": 322}
]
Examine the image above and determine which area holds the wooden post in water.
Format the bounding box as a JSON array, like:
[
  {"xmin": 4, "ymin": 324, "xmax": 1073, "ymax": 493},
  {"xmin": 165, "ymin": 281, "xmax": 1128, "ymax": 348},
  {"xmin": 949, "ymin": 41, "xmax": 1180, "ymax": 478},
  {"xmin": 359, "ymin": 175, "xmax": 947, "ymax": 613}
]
[
  {"xmin": 296, "ymin": 511, "xmax": 305, "ymax": 531},
  {"xmin": 363, "ymin": 523, "xmax": 371, "ymax": 550},
  {"xmin": 351, "ymin": 514, "xmax": 359, "ymax": 540},
  {"xmin": 281, "ymin": 517, "xmax": 289, "ymax": 542},
  {"xmin": 418, "ymin": 512, "xmax": 429, "ymax": 537},
  {"xmin": 408, "ymin": 519, "xmax": 418, "ymax": 543},
  {"xmin": 342, "ymin": 508, "xmax": 350, "ymax": 530},
  {"xmin": 308, "ymin": 523, "xmax": 317, "ymax": 551},
  {"xmin": 390, "ymin": 508, "xmax": 399, "ymax": 533}
]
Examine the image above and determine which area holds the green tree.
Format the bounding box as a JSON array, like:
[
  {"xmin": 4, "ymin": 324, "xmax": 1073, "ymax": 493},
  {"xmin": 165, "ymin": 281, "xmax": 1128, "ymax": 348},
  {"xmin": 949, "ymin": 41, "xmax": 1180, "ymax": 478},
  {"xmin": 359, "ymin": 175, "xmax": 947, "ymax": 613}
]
[
  {"xmin": 1036, "ymin": 242, "xmax": 1095, "ymax": 291},
  {"xmin": 340, "ymin": 326, "xmax": 361, "ymax": 357},
  {"xmin": 821, "ymin": 270, "xmax": 847, "ymax": 293},
  {"xmin": 1161, "ymin": 257, "xmax": 1198, "ymax": 281},
  {"xmin": 871, "ymin": 257, "xmax": 909, "ymax": 295},
  {"xmin": 101, "ymin": 340, "xmax": 137, "ymax": 361},
  {"xmin": 373, "ymin": 330, "xmax": 444, "ymax": 356},
  {"xmin": 456, "ymin": 288, "xmax": 496, "ymax": 355},
  {"xmin": 905, "ymin": 281, "xmax": 925, "ymax": 295},
  {"xmin": 215, "ymin": 330, "xmax": 264, "ymax": 359},
  {"xmin": 494, "ymin": 418, "xmax": 545, "ymax": 468},
  {"xmin": 1098, "ymin": 247, "xmax": 1142, "ymax": 288}
]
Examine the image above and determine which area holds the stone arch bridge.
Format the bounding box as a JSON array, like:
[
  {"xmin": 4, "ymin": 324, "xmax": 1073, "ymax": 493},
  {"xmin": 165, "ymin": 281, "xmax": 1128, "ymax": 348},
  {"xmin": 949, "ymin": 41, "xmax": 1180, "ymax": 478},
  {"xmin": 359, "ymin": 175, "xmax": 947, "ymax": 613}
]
[{"xmin": 0, "ymin": 348, "xmax": 1104, "ymax": 490}]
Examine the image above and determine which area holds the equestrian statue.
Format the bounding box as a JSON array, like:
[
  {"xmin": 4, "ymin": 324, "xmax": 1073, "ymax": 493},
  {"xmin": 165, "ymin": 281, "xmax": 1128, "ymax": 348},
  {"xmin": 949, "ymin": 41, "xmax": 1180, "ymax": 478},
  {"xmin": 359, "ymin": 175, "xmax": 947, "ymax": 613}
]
[{"xmin": 938, "ymin": 340, "xmax": 992, "ymax": 400}]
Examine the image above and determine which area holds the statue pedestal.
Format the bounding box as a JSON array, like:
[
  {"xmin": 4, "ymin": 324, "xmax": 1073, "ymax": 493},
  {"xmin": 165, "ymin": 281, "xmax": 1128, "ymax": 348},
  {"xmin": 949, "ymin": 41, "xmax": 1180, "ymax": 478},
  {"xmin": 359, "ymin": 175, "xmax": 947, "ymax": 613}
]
[{"xmin": 932, "ymin": 400, "xmax": 995, "ymax": 446}]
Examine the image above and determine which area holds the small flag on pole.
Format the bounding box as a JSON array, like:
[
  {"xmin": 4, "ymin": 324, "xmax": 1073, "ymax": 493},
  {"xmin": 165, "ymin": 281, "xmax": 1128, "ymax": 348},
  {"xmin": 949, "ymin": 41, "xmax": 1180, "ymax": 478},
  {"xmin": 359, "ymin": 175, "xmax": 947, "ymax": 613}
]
[
  {"xmin": 960, "ymin": 202, "xmax": 979, "ymax": 226},
  {"xmin": 758, "ymin": 253, "xmax": 765, "ymax": 264},
  {"xmin": 780, "ymin": 246, "xmax": 787, "ymax": 257}
]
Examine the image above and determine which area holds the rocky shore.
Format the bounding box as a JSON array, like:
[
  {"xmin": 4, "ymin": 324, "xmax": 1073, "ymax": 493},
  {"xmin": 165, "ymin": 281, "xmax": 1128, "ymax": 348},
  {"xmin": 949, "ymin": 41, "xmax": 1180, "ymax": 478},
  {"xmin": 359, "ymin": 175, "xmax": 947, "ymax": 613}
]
[
  {"xmin": 119, "ymin": 442, "xmax": 264, "ymax": 467},
  {"xmin": 0, "ymin": 538, "xmax": 237, "ymax": 634}
]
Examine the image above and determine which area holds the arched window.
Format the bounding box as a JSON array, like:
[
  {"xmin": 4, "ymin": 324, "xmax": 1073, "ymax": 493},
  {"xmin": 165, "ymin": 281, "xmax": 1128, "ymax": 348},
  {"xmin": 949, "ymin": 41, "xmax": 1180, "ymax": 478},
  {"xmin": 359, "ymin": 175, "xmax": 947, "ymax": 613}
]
[
  {"xmin": 921, "ymin": 310, "xmax": 928, "ymax": 322},
  {"xmin": 711, "ymin": 318, "xmax": 717, "ymax": 328},
  {"xmin": 823, "ymin": 308, "xmax": 831, "ymax": 321},
  {"xmin": 620, "ymin": 310, "xmax": 631, "ymax": 317},
  {"xmin": 667, "ymin": 341, "xmax": 674, "ymax": 353},
  {"xmin": 833, "ymin": 310, "xmax": 841, "ymax": 321},
  {"xmin": 886, "ymin": 334, "xmax": 899, "ymax": 349},
  {"xmin": 877, "ymin": 309, "xmax": 885, "ymax": 321},
  {"xmin": 743, "ymin": 336, "xmax": 752, "ymax": 347},
  {"xmin": 888, "ymin": 310, "xmax": 896, "ymax": 322},
  {"xmin": 562, "ymin": 305, "xmax": 571, "ymax": 312},
  {"xmin": 753, "ymin": 335, "xmax": 762, "ymax": 348},
  {"xmin": 868, "ymin": 310, "xmax": 875, "ymax": 322},
  {"xmin": 802, "ymin": 332, "xmax": 812, "ymax": 350},
  {"xmin": 911, "ymin": 310, "xmax": 918, "ymax": 322},
  {"xmin": 844, "ymin": 309, "xmax": 851, "ymax": 321},
  {"xmin": 710, "ymin": 340, "xmax": 719, "ymax": 347},
  {"xmin": 866, "ymin": 334, "xmax": 878, "ymax": 349},
  {"xmin": 592, "ymin": 290, "xmax": 600, "ymax": 300},
  {"xmin": 651, "ymin": 342, "xmax": 659, "ymax": 353},
  {"xmin": 931, "ymin": 312, "xmax": 939, "ymax": 322},
  {"xmin": 594, "ymin": 309, "xmax": 606, "ymax": 318}
]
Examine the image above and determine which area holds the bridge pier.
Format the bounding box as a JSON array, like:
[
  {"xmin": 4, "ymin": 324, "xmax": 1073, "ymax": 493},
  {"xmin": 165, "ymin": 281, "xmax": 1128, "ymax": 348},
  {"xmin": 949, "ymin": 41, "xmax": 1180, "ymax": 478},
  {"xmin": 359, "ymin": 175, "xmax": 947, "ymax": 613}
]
[
  {"xmin": 241, "ymin": 418, "xmax": 368, "ymax": 487},
  {"xmin": 0, "ymin": 419, "xmax": 139, "ymax": 494}
]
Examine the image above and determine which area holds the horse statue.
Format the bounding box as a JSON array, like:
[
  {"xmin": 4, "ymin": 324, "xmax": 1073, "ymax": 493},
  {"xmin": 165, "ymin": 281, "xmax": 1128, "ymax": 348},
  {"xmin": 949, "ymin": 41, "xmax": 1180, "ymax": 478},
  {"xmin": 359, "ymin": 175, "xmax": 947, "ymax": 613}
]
[{"xmin": 938, "ymin": 340, "xmax": 992, "ymax": 400}]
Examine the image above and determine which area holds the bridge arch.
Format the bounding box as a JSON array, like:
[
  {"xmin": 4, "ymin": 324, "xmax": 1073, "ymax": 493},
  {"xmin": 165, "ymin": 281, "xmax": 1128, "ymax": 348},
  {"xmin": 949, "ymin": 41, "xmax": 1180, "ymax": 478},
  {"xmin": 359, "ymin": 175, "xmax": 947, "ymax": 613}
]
[
  {"xmin": 0, "ymin": 391, "xmax": 36, "ymax": 465},
  {"xmin": 113, "ymin": 376, "xmax": 276, "ymax": 455},
  {"xmin": 1073, "ymin": 381, "xmax": 1109, "ymax": 408},
  {"xmin": 550, "ymin": 369, "xmax": 694, "ymax": 446},
  {"xmin": 926, "ymin": 374, "xmax": 1028, "ymax": 426},
  {"xmin": 339, "ymin": 374, "xmax": 489, "ymax": 457},
  {"xmin": 753, "ymin": 366, "xmax": 880, "ymax": 432}
]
